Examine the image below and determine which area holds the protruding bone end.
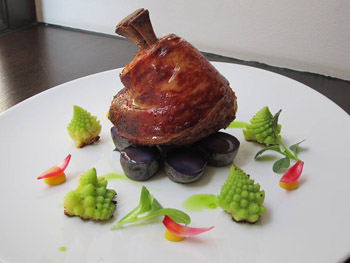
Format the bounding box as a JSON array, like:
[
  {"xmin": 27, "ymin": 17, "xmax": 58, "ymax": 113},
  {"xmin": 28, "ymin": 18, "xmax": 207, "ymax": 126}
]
[{"xmin": 115, "ymin": 8, "xmax": 157, "ymax": 48}]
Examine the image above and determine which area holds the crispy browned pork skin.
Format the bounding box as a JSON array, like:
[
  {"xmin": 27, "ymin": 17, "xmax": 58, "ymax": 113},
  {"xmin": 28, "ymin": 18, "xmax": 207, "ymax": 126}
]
[{"xmin": 109, "ymin": 8, "xmax": 237, "ymax": 146}]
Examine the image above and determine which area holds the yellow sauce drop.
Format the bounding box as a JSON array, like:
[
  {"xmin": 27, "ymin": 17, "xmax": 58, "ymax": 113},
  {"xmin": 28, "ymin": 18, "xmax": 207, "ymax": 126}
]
[
  {"xmin": 44, "ymin": 173, "xmax": 66, "ymax": 186},
  {"xmin": 279, "ymin": 181, "xmax": 298, "ymax": 190},
  {"xmin": 164, "ymin": 229, "xmax": 185, "ymax": 242}
]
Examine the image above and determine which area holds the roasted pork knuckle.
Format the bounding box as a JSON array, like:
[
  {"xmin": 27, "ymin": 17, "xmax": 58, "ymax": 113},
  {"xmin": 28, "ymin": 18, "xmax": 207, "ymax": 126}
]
[{"xmin": 109, "ymin": 8, "xmax": 237, "ymax": 146}]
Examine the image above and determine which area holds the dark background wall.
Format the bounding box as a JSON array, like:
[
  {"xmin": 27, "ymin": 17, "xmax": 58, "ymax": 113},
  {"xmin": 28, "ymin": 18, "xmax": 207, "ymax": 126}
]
[{"xmin": 0, "ymin": 0, "xmax": 36, "ymax": 32}]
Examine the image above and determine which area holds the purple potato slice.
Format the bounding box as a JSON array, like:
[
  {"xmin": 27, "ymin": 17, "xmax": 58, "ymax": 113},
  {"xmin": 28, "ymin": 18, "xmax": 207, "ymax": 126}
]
[
  {"xmin": 120, "ymin": 145, "xmax": 160, "ymax": 181},
  {"xmin": 111, "ymin": 126, "xmax": 132, "ymax": 151},
  {"xmin": 197, "ymin": 132, "xmax": 240, "ymax": 167},
  {"xmin": 165, "ymin": 147, "xmax": 207, "ymax": 183}
]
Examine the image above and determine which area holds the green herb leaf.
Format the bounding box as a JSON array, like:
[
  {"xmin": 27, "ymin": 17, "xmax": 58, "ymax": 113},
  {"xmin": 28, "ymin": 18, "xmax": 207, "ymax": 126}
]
[
  {"xmin": 273, "ymin": 157, "xmax": 290, "ymax": 172},
  {"xmin": 289, "ymin": 139, "xmax": 306, "ymax": 158},
  {"xmin": 150, "ymin": 197, "xmax": 162, "ymax": 211},
  {"xmin": 272, "ymin": 109, "xmax": 282, "ymax": 136},
  {"xmin": 161, "ymin": 208, "xmax": 191, "ymax": 225},
  {"xmin": 133, "ymin": 208, "xmax": 191, "ymax": 226},
  {"xmin": 111, "ymin": 186, "xmax": 191, "ymax": 230},
  {"xmin": 138, "ymin": 186, "xmax": 154, "ymax": 214},
  {"xmin": 254, "ymin": 145, "xmax": 283, "ymax": 159}
]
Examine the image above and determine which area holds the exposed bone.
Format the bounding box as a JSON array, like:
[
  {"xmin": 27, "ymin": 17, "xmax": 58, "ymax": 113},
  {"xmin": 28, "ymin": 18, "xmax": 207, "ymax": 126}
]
[
  {"xmin": 116, "ymin": 9, "xmax": 146, "ymax": 47},
  {"xmin": 115, "ymin": 8, "xmax": 157, "ymax": 48},
  {"xmin": 129, "ymin": 9, "xmax": 158, "ymax": 46}
]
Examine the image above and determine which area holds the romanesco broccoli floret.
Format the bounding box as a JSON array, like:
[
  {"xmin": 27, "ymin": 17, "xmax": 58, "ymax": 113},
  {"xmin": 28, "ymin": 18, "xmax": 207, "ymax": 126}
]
[
  {"xmin": 67, "ymin": 105, "xmax": 102, "ymax": 148},
  {"xmin": 243, "ymin": 106, "xmax": 281, "ymax": 146},
  {"xmin": 218, "ymin": 165, "xmax": 265, "ymax": 223},
  {"xmin": 63, "ymin": 168, "xmax": 116, "ymax": 221}
]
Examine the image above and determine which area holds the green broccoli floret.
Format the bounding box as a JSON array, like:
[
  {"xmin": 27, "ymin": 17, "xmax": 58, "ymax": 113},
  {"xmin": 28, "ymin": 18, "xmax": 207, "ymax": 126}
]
[
  {"xmin": 218, "ymin": 165, "xmax": 265, "ymax": 223},
  {"xmin": 63, "ymin": 168, "xmax": 116, "ymax": 221},
  {"xmin": 67, "ymin": 105, "xmax": 102, "ymax": 148},
  {"xmin": 243, "ymin": 106, "xmax": 281, "ymax": 146}
]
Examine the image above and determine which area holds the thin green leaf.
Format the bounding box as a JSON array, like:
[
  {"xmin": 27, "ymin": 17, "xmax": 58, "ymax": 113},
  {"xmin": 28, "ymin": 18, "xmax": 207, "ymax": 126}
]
[
  {"xmin": 273, "ymin": 157, "xmax": 290, "ymax": 172},
  {"xmin": 111, "ymin": 205, "xmax": 140, "ymax": 229},
  {"xmin": 289, "ymin": 139, "xmax": 306, "ymax": 158},
  {"xmin": 135, "ymin": 208, "xmax": 191, "ymax": 226},
  {"xmin": 272, "ymin": 109, "xmax": 282, "ymax": 136},
  {"xmin": 138, "ymin": 186, "xmax": 153, "ymax": 214},
  {"xmin": 111, "ymin": 186, "xmax": 153, "ymax": 230},
  {"xmin": 163, "ymin": 208, "xmax": 191, "ymax": 225},
  {"xmin": 254, "ymin": 145, "xmax": 283, "ymax": 159},
  {"xmin": 228, "ymin": 121, "xmax": 249, "ymax": 129},
  {"xmin": 150, "ymin": 197, "xmax": 163, "ymax": 211},
  {"xmin": 111, "ymin": 186, "xmax": 191, "ymax": 230}
]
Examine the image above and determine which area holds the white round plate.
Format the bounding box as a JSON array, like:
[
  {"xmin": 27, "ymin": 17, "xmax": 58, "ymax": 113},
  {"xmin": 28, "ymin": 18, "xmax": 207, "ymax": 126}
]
[{"xmin": 0, "ymin": 62, "xmax": 349, "ymax": 263}]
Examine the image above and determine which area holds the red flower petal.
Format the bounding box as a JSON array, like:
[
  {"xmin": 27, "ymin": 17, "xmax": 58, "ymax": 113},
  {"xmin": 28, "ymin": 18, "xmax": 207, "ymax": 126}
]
[
  {"xmin": 58, "ymin": 154, "xmax": 71, "ymax": 171},
  {"xmin": 37, "ymin": 154, "xmax": 71, "ymax": 180},
  {"xmin": 280, "ymin": 160, "xmax": 304, "ymax": 184},
  {"xmin": 162, "ymin": 215, "xmax": 214, "ymax": 238}
]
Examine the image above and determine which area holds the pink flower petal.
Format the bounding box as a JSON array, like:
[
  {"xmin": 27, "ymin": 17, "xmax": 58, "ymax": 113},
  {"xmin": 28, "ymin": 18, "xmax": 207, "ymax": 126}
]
[
  {"xmin": 280, "ymin": 160, "xmax": 304, "ymax": 184},
  {"xmin": 162, "ymin": 215, "xmax": 214, "ymax": 238},
  {"xmin": 37, "ymin": 154, "xmax": 71, "ymax": 180}
]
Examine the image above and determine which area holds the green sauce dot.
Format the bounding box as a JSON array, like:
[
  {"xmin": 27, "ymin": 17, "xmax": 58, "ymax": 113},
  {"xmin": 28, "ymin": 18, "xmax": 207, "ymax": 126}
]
[
  {"xmin": 182, "ymin": 194, "xmax": 218, "ymax": 212},
  {"xmin": 59, "ymin": 246, "xmax": 67, "ymax": 252},
  {"xmin": 103, "ymin": 173, "xmax": 127, "ymax": 181}
]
